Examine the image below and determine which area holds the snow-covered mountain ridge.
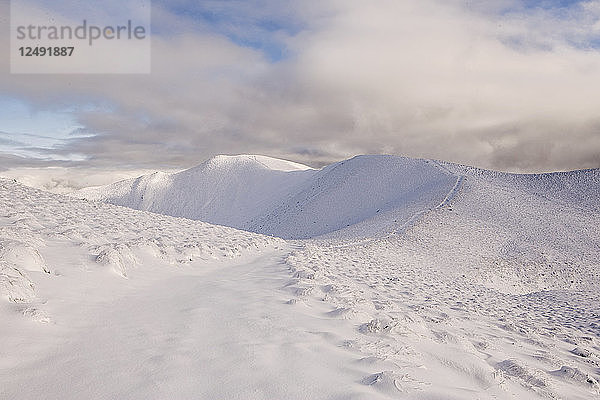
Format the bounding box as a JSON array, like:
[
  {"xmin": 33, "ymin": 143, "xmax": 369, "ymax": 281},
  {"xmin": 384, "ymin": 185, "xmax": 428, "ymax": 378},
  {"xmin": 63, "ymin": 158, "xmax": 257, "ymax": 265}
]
[
  {"xmin": 2, "ymin": 155, "xmax": 600, "ymax": 400},
  {"xmin": 76, "ymin": 154, "xmax": 600, "ymax": 241},
  {"xmin": 75, "ymin": 154, "xmax": 462, "ymax": 239}
]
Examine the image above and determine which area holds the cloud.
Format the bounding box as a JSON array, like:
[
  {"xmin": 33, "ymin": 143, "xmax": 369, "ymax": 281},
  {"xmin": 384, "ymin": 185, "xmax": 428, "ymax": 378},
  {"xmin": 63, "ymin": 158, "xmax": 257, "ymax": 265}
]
[
  {"xmin": 1, "ymin": 0, "xmax": 599, "ymax": 175},
  {"xmin": 0, "ymin": 163, "xmax": 162, "ymax": 193},
  {"xmin": 0, "ymin": 131, "xmax": 25, "ymax": 147}
]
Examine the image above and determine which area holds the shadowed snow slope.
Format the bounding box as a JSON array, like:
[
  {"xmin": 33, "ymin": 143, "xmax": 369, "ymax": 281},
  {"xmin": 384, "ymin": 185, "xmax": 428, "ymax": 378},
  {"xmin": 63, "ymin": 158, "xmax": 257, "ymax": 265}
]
[{"xmin": 76, "ymin": 154, "xmax": 460, "ymax": 239}]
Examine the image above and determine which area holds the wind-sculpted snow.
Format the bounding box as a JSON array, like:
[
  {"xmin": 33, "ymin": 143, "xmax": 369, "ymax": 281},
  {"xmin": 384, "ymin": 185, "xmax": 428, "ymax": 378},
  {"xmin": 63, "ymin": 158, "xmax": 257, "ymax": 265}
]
[
  {"xmin": 283, "ymin": 165, "xmax": 600, "ymax": 399},
  {"xmin": 0, "ymin": 178, "xmax": 283, "ymax": 304},
  {"xmin": 77, "ymin": 154, "xmax": 460, "ymax": 239},
  {"xmin": 442, "ymin": 163, "xmax": 600, "ymax": 213}
]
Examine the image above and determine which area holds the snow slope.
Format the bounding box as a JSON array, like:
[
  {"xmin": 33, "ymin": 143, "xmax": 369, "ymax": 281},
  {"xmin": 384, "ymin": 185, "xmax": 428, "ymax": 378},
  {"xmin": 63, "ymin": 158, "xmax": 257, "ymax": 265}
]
[
  {"xmin": 76, "ymin": 154, "xmax": 460, "ymax": 239},
  {"xmin": 0, "ymin": 178, "xmax": 283, "ymax": 303},
  {"xmin": 3, "ymin": 156, "xmax": 600, "ymax": 400},
  {"xmin": 0, "ymin": 179, "xmax": 390, "ymax": 400},
  {"xmin": 77, "ymin": 155, "xmax": 316, "ymax": 235},
  {"xmin": 284, "ymin": 164, "xmax": 600, "ymax": 399}
]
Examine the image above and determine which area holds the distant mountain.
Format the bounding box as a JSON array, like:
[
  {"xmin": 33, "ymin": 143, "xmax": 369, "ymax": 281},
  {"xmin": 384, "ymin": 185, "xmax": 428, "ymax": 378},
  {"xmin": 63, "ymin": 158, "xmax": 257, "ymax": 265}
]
[
  {"xmin": 75, "ymin": 154, "xmax": 460, "ymax": 239},
  {"xmin": 75, "ymin": 154, "xmax": 600, "ymax": 241}
]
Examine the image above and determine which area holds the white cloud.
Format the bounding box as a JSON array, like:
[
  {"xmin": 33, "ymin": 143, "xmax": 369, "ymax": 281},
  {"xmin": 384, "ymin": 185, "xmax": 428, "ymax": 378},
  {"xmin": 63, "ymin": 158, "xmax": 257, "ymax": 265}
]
[
  {"xmin": 0, "ymin": 166, "xmax": 163, "ymax": 193},
  {"xmin": 1, "ymin": 0, "xmax": 599, "ymax": 174}
]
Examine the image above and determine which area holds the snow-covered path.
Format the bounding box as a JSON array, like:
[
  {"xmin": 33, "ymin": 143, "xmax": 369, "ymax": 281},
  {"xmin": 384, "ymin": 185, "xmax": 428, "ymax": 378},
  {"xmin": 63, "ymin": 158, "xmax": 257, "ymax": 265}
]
[{"xmin": 1, "ymin": 247, "xmax": 388, "ymax": 400}]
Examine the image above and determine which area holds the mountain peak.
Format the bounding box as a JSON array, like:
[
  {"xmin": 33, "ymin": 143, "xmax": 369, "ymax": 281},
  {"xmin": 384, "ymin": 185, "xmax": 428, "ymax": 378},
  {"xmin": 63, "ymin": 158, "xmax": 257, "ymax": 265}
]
[{"xmin": 204, "ymin": 154, "xmax": 312, "ymax": 172}]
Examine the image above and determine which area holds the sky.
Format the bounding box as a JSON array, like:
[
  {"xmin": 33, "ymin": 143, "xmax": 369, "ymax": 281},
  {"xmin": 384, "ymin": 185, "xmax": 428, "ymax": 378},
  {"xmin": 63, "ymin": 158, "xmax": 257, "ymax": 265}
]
[{"xmin": 1, "ymin": 0, "xmax": 600, "ymax": 188}]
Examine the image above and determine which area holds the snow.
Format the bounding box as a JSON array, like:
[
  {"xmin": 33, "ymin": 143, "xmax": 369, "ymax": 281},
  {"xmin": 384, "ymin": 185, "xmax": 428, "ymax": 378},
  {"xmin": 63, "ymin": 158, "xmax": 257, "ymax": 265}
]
[
  {"xmin": 76, "ymin": 154, "xmax": 459, "ymax": 240},
  {"xmin": 2, "ymin": 154, "xmax": 600, "ymax": 399},
  {"xmin": 76, "ymin": 155, "xmax": 317, "ymax": 236}
]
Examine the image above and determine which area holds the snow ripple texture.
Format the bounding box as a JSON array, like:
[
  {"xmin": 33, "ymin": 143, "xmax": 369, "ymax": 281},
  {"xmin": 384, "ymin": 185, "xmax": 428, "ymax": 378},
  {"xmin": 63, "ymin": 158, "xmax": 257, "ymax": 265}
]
[
  {"xmin": 284, "ymin": 161, "xmax": 600, "ymax": 399},
  {"xmin": 0, "ymin": 178, "xmax": 283, "ymax": 301}
]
